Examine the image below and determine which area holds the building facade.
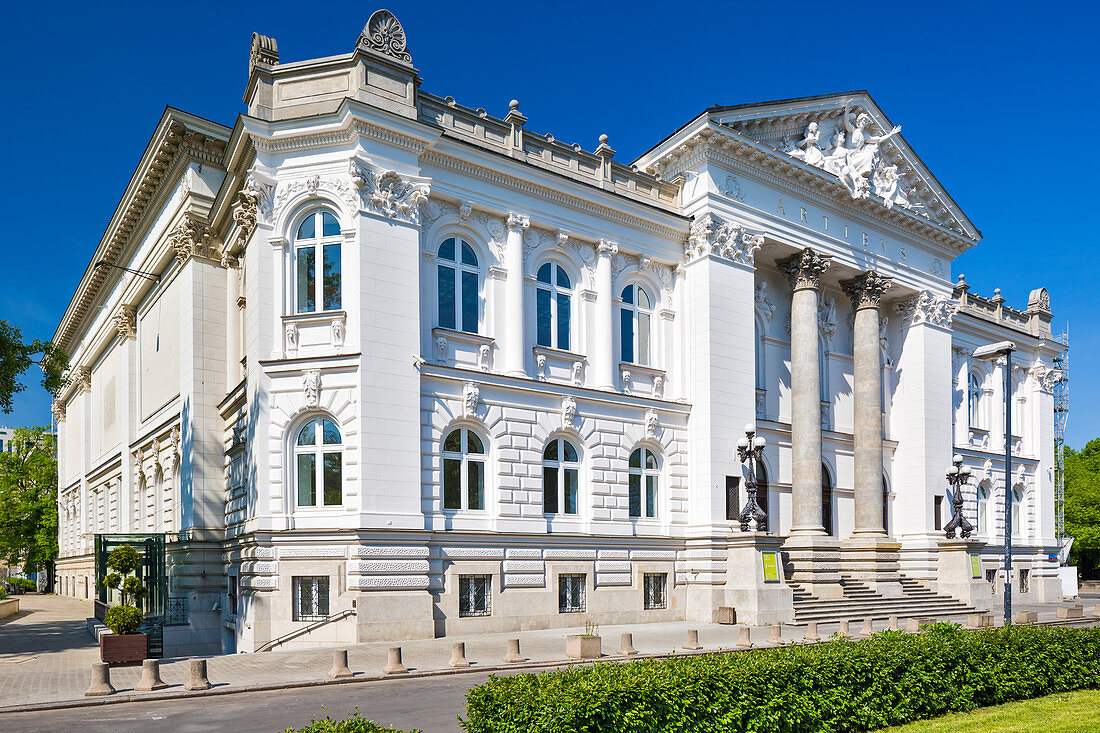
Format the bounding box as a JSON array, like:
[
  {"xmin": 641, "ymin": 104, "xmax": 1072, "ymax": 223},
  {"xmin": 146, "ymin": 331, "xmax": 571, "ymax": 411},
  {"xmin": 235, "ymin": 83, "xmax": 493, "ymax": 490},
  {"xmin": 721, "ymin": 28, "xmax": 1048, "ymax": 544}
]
[{"xmin": 52, "ymin": 11, "xmax": 1064, "ymax": 655}]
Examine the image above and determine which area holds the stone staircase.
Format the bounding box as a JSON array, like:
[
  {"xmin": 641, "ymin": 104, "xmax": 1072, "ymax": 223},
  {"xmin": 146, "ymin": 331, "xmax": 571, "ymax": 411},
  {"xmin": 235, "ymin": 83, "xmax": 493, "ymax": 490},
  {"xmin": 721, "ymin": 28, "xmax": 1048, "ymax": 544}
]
[{"xmin": 789, "ymin": 575, "xmax": 980, "ymax": 624}]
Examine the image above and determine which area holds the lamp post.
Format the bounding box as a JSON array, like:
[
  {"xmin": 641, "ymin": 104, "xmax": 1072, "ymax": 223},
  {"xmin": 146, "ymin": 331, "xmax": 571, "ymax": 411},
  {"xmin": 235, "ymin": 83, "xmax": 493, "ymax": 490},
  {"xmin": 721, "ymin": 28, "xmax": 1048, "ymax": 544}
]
[
  {"xmin": 972, "ymin": 340, "xmax": 1017, "ymax": 625},
  {"xmin": 736, "ymin": 424, "xmax": 767, "ymax": 532},
  {"xmin": 944, "ymin": 454, "xmax": 973, "ymax": 539}
]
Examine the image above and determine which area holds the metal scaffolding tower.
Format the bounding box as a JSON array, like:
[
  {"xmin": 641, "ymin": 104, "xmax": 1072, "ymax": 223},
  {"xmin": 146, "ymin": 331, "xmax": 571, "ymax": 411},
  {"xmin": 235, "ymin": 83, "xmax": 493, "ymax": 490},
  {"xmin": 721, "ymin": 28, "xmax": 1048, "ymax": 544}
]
[{"xmin": 1053, "ymin": 329, "xmax": 1069, "ymax": 542}]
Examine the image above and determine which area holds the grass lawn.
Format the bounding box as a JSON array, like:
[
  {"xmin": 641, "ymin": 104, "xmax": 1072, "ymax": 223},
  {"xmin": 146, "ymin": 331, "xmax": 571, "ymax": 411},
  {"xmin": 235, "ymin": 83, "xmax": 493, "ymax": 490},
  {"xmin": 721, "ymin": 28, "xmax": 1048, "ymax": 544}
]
[{"xmin": 880, "ymin": 690, "xmax": 1100, "ymax": 732}]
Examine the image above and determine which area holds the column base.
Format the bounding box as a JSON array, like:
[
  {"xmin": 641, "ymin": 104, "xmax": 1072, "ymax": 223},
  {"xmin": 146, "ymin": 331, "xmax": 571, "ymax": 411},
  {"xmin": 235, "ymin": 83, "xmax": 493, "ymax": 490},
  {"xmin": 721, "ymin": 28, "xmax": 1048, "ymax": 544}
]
[
  {"xmin": 781, "ymin": 534, "xmax": 843, "ymax": 599},
  {"xmin": 840, "ymin": 535, "xmax": 904, "ymax": 597},
  {"xmin": 724, "ymin": 533, "xmax": 794, "ymax": 625},
  {"xmin": 936, "ymin": 539, "xmax": 991, "ymax": 612}
]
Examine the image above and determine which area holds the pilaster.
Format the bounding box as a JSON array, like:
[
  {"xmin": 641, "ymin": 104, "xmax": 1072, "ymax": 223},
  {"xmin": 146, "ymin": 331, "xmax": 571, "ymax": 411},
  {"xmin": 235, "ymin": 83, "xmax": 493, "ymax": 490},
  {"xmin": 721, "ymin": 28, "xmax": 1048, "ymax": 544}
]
[{"xmin": 592, "ymin": 240, "xmax": 617, "ymax": 389}]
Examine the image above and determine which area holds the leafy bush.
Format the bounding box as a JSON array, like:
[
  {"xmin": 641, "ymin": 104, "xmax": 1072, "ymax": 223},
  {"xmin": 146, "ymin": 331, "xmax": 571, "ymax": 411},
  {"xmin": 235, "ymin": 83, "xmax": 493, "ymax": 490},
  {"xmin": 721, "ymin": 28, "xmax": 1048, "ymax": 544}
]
[
  {"xmin": 104, "ymin": 605, "xmax": 145, "ymax": 636},
  {"xmin": 10, "ymin": 578, "xmax": 36, "ymax": 592},
  {"xmin": 462, "ymin": 624, "xmax": 1100, "ymax": 733},
  {"xmin": 284, "ymin": 709, "xmax": 420, "ymax": 733}
]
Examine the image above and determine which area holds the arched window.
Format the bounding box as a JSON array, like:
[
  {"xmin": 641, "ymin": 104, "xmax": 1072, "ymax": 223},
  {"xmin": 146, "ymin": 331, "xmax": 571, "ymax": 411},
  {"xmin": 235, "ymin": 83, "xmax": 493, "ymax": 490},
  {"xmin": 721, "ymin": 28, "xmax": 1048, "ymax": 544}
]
[
  {"xmin": 755, "ymin": 462, "xmax": 769, "ymax": 532},
  {"xmin": 543, "ymin": 438, "xmax": 580, "ymax": 515},
  {"xmin": 294, "ymin": 209, "xmax": 341, "ymax": 314},
  {"xmin": 821, "ymin": 464, "xmax": 833, "ymax": 536},
  {"xmin": 620, "ymin": 284, "xmax": 653, "ymax": 366},
  {"xmin": 536, "ymin": 263, "xmax": 571, "ymax": 350},
  {"xmin": 1011, "ymin": 486, "xmax": 1024, "ymax": 536},
  {"xmin": 294, "ymin": 417, "xmax": 343, "ymax": 507},
  {"xmin": 629, "ymin": 447, "xmax": 659, "ymax": 518},
  {"xmin": 442, "ymin": 428, "xmax": 485, "ymax": 511},
  {"xmin": 437, "ymin": 238, "xmax": 479, "ymax": 334},
  {"xmin": 968, "ymin": 373, "xmax": 982, "ymax": 427},
  {"xmin": 978, "ymin": 483, "xmax": 991, "ymax": 535}
]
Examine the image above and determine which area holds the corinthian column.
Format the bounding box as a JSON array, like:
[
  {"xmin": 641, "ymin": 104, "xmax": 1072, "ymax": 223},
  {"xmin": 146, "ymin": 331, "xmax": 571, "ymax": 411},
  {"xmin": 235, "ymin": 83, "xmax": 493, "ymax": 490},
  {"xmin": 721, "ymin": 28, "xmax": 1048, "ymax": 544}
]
[
  {"xmin": 504, "ymin": 213, "xmax": 529, "ymax": 376},
  {"xmin": 778, "ymin": 248, "xmax": 832, "ymax": 536},
  {"xmin": 841, "ymin": 270, "xmax": 892, "ymax": 537},
  {"xmin": 593, "ymin": 240, "xmax": 618, "ymax": 389}
]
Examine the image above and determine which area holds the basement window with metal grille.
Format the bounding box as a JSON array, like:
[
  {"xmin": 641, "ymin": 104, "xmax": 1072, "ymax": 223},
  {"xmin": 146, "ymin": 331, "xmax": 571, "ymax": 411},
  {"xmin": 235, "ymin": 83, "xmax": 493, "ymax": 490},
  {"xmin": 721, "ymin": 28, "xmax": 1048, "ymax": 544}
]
[
  {"xmin": 644, "ymin": 573, "xmax": 667, "ymax": 610},
  {"xmin": 1019, "ymin": 568, "xmax": 1030, "ymax": 593},
  {"xmin": 293, "ymin": 576, "xmax": 329, "ymax": 622},
  {"xmin": 459, "ymin": 575, "xmax": 491, "ymax": 617},
  {"xmin": 559, "ymin": 573, "xmax": 586, "ymax": 613}
]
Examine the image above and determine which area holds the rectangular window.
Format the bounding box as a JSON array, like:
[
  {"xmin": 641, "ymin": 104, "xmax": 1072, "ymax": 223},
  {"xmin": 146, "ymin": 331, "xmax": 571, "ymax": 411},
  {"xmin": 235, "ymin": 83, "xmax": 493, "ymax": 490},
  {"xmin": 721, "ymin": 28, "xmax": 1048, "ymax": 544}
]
[
  {"xmin": 629, "ymin": 473, "xmax": 641, "ymax": 517},
  {"xmin": 443, "ymin": 457, "xmax": 461, "ymax": 510},
  {"xmin": 536, "ymin": 288, "xmax": 552, "ymax": 347},
  {"xmin": 620, "ymin": 308, "xmax": 634, "ymax": 363},
  {"xmin": 438, "ymin": 266, "xmax": 456, "ymax": 329},
  {"xmin": 725, "ymin": 475, "xmax": 739, "ymax": 521},
  {"xmin": 1019, "ymin": 568, "xmax": 1030, "ymax": 593},
  {"xmin": 459, "ymin": 575, "xmax": 491, "ymax": 617},
  {"xmin": 297, "ymin": 453, "xmax": 316, "ymax": 507},
  {"xmin": 322, "ymin": 243, "xmax": 341, "ymax": 310},
  {"xmin": 461, "ymin": 270, "xmax": 478, "ymax": 333},
  {"xmin": 467, "ymin": 459, "xmax": 485, "ymax": 510},
  {"xmin": 543, "ymin": 466, "xmax": 558, "ymax": 514},
  {"xmin": 296, "ymin": 247, "xmax": 315, "ymax": 313},
  {"xmin": 559, "ymin": 574, "xmax": 585, "ymax": 613},
  {"xmin": 557, "ymin": 292, "xmax": 570, "ymax": 351},
  {"xmin": 293, "ymin": 576, "xmax": 329, "ymax": 621},
  {"xmin": 322, "ymin": 452, "xmax": 342, "ymax": 506},
  {"xmin": 933, "ymin": 495, "xmax": 944, "ymax": 531},
  {"xmin": 227, "ymin": 575, "xmax": 238, "ymax": 616},
  {"xmin": 644, "ymin": 573, "xmax": 667, "ymax": 610}
]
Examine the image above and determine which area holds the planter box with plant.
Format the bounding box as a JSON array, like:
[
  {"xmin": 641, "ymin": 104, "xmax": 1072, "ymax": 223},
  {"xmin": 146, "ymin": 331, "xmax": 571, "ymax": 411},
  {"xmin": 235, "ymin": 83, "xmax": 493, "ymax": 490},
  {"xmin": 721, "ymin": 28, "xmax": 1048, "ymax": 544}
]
[
  {"xmin": 100, "ymin": 544, "xmax": 148, "ymax": 664},
  {"xmin": 566, "ymin": 621, "xmax": 602, "ymax": 660}
]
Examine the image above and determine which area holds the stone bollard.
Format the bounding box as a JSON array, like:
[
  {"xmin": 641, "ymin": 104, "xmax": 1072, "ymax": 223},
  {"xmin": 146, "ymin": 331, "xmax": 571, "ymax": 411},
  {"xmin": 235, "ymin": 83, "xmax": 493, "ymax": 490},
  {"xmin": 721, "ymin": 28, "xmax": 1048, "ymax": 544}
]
[
  {"xmin": 904, "ymin": 618, "xmax": 924, "ymax": 634},
  {"xmin": 683, "ymin": 629, "xmax": 702, "ymax": 650},
  {"xmin": 735, "ymin": 626, "xmax": 752, "ymax": 649},
  {"xmin": 184, "ymin": 659, "xmax": 212, "ymax": 691},
  {"xmin": 502, "ymin": 638, "xmax": 525, "ymax": 664},
  {"xmin": 966, "ymin": 613, "xmax": 985, "ymax": 629},
  {"xmin": 84, "ymin": 662, "xmax": 116, "ymax": 697},
  {"xmin": 382, "ymin": 647, "xmax": 408, "ymax": 675},
  {"xmin": 134, "ymin": 659, "xmax": 168, "ymax": 691},
  {"xmin": 837, "ymin": 620, "xmax": 850, "ymax": 638},
  {"xmin": 616, "ymin": 633, "xmax": 638, "ymax": 656},
  {"xmin": 328, "ymin": 649, "xmax": 354, "ymax": 679},
  {"xmin": 804, "ymin": 621, "xmax": 820, "ymax": 643},
  {"xmin": 448, "ymin": 642, "xmax": 470, "ymax": 668},
  {"xmin": 888, "ymin": 615, "xmax": 899, "ymax": 631},
  {"xmin": 858, "ymin": 618, "xmax": 874, "ymax": 638},
  {"xmin": 768, "ymin": 624, "xmax": 784, "ymax": 646},
  {"xmin": 1093, "ymin": 605, "xmax": 1100, "ymax": 618}
]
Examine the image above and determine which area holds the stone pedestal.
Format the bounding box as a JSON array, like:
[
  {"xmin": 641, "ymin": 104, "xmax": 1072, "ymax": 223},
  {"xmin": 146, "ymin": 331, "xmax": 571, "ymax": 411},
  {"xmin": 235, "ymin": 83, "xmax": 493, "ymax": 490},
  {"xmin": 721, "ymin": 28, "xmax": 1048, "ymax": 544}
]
[
  {"xmin": 936, "ymin": 539, "xmax": 991, "ymax": 611},
  {"xmin": 1030, "ymin": 575, "xmax": 1064, "ymax": 604},
  {"xmin": 782, "ymin": 534, "xmax": 844, "ymax": 598},
  {"xmin": 840, "ymin": 536, "xmax": 904, "ymax": 597},
  {"xmin": 724, "ymin": 533, "xmax": 795, "ymax": 624}
]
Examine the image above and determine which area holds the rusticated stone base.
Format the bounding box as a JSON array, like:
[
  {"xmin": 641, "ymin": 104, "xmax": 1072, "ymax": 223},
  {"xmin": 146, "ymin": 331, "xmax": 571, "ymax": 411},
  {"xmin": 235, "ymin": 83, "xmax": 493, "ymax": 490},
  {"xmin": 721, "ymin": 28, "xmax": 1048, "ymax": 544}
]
[
  {"xmin": 781, "ymin": 534, "xmax": 843, "ymax": 599},
  {"xmin": 840, "ymin": 536, "xmax": 904, "ymax": 597}
]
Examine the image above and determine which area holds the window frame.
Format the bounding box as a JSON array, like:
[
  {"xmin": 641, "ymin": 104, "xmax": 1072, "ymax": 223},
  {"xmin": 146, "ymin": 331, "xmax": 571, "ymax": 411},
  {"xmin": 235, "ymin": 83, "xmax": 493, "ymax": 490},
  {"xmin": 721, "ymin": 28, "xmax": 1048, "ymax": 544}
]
[
  {"xmin": 535, "ymin": 261, "xmax": 573, "ymax": 351},
  {"xmin": 619, "ymin": 283, "xmax": 654, "ymax": 367},
  {"xmin": 643, "ymin": 572, "xmax": 667, "ymax": 610},
  {"xmin": 543, "ymin": 437, "xmax": 581, "ymax": 516},
  {"xmin": 628, "ymin": 446, "xmax": 661, "ymax": 519},
  {"xmin": 968, "ymin": 372, "xmax": 983, "ymax": 428},
  {"xmin": 436, "ymin": 237, "xmax": 481, "ymax": 334},
  {"xmin": 441, "ymin": 427, "xmax": 488, "ymax": 512},
  {"xmin": 1011, "ymin": 487, "xmax": 1024, "ymax": 537},
  {"xmin": 978, "ymin": 483, "xmax": 991, "ymax": 535},
  {"xmin": 558, "ymin": 573, "xmax": 586, "ymax": 614},
  {"xmin": 292, "ymin": 208, "xmax": 342, "ymax": 315},
  {"xmin": 292, "ymin": 417, "xmax": 344, "ymax": 509},
  {"xmin": 292, "ymin": 576, "xmax": 330, "ymax": 622},
  {"xmin": 458, "ymin": 574, "xmax": 492, "ymax": 617}
]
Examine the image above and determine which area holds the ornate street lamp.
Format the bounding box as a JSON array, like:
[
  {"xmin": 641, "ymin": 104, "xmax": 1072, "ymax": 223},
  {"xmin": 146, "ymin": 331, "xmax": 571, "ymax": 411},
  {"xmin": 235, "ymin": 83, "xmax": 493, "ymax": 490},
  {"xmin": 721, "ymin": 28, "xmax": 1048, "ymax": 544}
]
[
  {"xmin": 944, "ymin": 454, "xmax": 974, "ymax": 539},
  {"xmin": 736, "ymin": 424, "xmax": 767, "ymax": 532}
]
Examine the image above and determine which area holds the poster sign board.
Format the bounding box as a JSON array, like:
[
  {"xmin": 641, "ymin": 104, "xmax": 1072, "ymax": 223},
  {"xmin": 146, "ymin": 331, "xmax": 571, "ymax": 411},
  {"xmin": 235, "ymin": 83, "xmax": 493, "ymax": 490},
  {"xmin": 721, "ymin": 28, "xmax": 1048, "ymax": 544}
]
[
  {"xmin": 970, "ymin": 554, "xmax": 982, "ymax": 579},
  {"xmin": 762, "ymin": 551, "xmax": 781, "ymax": 583}
]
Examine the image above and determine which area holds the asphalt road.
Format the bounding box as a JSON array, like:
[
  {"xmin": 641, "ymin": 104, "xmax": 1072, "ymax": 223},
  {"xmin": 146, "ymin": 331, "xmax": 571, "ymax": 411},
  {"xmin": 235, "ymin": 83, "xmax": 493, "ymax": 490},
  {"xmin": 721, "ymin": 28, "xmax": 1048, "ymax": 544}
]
[{"xmin": 0, "ymin": 670, "xmax": 500, "ymax": 733}]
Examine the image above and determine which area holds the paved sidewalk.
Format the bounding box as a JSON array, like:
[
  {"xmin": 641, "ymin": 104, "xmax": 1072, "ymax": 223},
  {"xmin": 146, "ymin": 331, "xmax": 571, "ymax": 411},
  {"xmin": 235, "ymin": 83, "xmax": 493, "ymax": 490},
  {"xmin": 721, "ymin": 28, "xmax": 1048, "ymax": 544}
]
[{"xmin": 1, "ymin": 594, "xmax": 1096, "ymax": 713}]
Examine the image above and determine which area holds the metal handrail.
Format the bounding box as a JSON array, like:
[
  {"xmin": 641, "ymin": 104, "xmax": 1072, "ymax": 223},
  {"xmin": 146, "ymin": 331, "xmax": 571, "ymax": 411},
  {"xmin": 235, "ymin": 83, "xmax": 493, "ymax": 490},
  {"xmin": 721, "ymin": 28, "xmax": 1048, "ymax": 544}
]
[{"xmin": 255, "ymin": 608, "xmax": 356, "ymax": 652}]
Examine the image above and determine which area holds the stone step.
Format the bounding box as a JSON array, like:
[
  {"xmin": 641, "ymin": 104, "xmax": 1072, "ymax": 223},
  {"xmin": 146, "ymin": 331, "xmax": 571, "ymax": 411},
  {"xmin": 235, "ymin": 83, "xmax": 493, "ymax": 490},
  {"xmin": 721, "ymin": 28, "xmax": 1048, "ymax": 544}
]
[
  {"xmin": 793, "ymin": 602, "xmax": 974, "ymax": 616},
  {"xmin": 792, "ymin": 607, "xmax": 975, "ymax": 624}
]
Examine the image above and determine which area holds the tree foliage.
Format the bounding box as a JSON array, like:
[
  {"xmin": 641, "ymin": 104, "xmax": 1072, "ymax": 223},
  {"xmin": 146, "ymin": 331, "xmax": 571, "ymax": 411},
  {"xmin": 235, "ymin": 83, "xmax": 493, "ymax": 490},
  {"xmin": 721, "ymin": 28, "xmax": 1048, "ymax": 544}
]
[
  {"xmin": 0, "ymin": 320, "xmax": 68, "ymax": 414},
  {"xmin": 0, "ymin": 427, "xmax": 58, "ymax": 583},
  {"xmin": 1064, "ymin": 438, "xmax": 1100, "ymax": 578}
]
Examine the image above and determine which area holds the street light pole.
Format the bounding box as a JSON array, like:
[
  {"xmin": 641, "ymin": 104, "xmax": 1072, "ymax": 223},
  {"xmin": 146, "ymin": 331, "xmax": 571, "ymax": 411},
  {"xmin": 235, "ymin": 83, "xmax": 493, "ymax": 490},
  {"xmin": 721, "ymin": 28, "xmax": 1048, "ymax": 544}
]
[{"xmin": 973, "ymin": 340, "xmax": 1017, "ymax": 626}]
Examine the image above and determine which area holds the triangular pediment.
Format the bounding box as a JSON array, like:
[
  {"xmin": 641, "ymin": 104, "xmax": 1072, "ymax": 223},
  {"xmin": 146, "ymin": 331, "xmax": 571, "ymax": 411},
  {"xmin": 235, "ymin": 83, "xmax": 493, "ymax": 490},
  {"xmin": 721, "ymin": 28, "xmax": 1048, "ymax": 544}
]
[{"xmin": 708, "ymin": 92, "xmax": 978, "ymax": 241}]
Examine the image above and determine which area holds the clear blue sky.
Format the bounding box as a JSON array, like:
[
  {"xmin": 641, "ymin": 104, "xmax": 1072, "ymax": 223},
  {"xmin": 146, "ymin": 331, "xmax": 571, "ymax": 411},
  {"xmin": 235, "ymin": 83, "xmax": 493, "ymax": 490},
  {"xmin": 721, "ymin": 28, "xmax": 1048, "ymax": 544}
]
[{"xmin": 2, "ymin": 1, "xmax": 1096, "ymax": 447}]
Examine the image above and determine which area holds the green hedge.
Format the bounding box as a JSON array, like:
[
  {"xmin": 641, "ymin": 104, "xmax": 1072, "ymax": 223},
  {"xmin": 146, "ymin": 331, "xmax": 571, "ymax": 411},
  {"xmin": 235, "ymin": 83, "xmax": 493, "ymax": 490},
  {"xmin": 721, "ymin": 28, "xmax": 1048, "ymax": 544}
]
[
  {"xmin": 461, "ymin": 624, "xmax": 1100, "ymax": 733},
  {"xmin": 284, "ymin": 709, "xmax": 420, "ymax": 733}
]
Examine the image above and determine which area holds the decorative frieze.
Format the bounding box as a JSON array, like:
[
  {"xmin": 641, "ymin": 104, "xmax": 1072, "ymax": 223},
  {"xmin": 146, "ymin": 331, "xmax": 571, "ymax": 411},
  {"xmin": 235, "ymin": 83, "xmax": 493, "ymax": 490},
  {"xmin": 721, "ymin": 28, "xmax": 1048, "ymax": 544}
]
[
  {"xmin": 349, "ymin": 157, "xmax": 430, "ymax": 224},
  {"xmin": 894, "ymin": 291, "xmax": 957, "ymax": 329},
  {"xmin": 840, "ymin": 269, "xmax": 893, "ymax": 310},
  {"xmin": 777, "ymin": 248, "xmax": 832, "ymax": 291},
  {"xmin": 684, "ymin": 214, "xmax": 764, "ymax": 266}
]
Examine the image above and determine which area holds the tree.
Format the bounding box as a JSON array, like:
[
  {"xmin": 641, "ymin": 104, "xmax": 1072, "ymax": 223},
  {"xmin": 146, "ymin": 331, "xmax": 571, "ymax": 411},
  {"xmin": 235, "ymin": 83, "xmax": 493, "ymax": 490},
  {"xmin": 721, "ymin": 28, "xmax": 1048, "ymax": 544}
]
[
  {"xmin": 0, "ymin": 319, "xmax": 68, "ymax": 414},
  {"xmin": 0, "ymin": 427, "xmax": 58, "ymax": 589},
  {"xmin": 1064, "ymin": 438, "xmax": 1100, "ymax": 578}
]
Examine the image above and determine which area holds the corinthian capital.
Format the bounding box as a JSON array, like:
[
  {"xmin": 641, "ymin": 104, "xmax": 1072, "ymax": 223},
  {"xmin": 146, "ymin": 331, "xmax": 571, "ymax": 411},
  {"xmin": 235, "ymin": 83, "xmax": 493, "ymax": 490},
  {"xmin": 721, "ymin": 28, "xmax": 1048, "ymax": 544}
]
[
  {"xmin": 840, "ymin": 270, "xmax": 893, "ymax": 310},
  {"xmin": 684, "ymin": 214, "xmax": 764, "ymax": 267},
  {"xmin": 112, "ymin": 305, "xmax": 136, "ymax": 339},
  {"xmin": 506, "ymin": 213, "xmax": 530, "ymax": 232},
  {"xmin": 777, "ymin": 247, "xmax": 832, "ymax": 291},
  {"xmin": 597, "ymin": 239, "xmax": 618, "ymax": 257},
  {"xmin": 894, "ymin": 290, "xmax": 958, "ymax": 329}
]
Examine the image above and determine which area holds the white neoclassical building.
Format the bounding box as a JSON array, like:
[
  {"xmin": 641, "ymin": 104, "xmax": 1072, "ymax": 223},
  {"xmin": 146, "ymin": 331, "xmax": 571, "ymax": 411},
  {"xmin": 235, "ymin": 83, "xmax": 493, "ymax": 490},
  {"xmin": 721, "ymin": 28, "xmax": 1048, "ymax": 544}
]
[{"xmin": 52, "ymin": 11, "xmax": 1065, "ymax": 655}]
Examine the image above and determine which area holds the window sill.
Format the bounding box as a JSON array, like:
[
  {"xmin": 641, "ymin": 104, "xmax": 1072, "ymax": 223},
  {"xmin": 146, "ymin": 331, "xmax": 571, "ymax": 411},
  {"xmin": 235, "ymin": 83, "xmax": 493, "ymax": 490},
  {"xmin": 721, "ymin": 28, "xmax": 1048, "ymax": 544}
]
[
  {"xmin": 432, "ymin": 327, "xmax": 495, "ymax": 372},
  {"xmin": 533, "ymin": 346, "xmax": 586, "ymax": 385},
  {"xmin": 283, "ymin": 311, "xmax": 347, "ymax": 357},
  {"xmin": 618, "ymin": 362, "xmax": 667, "ymax": 399}
]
